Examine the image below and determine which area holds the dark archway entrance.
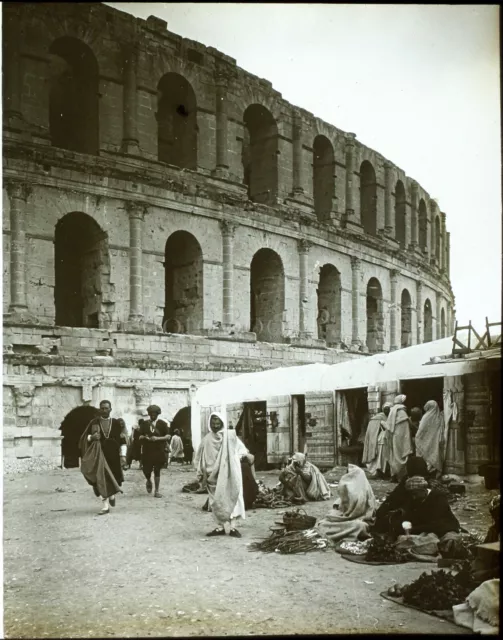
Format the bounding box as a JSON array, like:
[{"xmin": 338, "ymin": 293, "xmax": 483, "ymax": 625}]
[
  {"xmin": 424, "ymin": 298, "xmax": 433, "ymax": 343},
  {"xmin": 164, "ymin": 231, "xmax": 203, "ymax": 335},
  {"xmin": 317, "ymin": 264, "xmax": 341, "ymax": 345},
  {"xmin": 250, "ymin": 248, "xmax": 284, "ymax": 343},
  {"xmin": 54, "ymin": 213, "xmax": 108, "ymax": 328},
  {"xmin": 360, "ymin": 161, "xmax": 377, "ymax": 236},
  {"xmin": 395, "ymin": 180, "xmax": 406, "ymax": 247},
  {"xmin": 48, "ymin": 37, "xmax": 99, "ymax": 155},
  {"xmin": 313, "ymin": 135, "xmax": 335, "ymax": 222},
  {"xmin": 366, "ymin": 277, "xmax": 384, "ymax": 352},
  {"xmin": 400, "ymin": 288, "xmax": 413, "ymax": 348},
  {"xmin": 157, "ymin": 73, "xmax": 198, "ymax": 169},
  {"xmin": 242, "ymin": 104, "xmax": 278, "ymax": 205},
  {"xmin": 418, "ymin": 198, "xmax": 427, "ymax": 252}
]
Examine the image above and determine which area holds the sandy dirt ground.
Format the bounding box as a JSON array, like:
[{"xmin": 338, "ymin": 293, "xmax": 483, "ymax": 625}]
[{"xmin": 3, "ymin": 464, "xmax": 496, "ymax": 638}]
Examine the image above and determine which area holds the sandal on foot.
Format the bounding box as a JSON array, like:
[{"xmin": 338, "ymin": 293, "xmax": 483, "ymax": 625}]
[
  {"xmin": 206, "ymin": 528, "xmax": 226, "ymax": 537},
  {"xmin": 229, "ymin": 528, "xmax": 242, "ymax": 538},
  {"xmin": 154, "ymin": 492, "xmax": 163, "ymax": 498},
  {"xmin": 98, "ymin": 508, "xmax": 109, "ymax": 516},
  {"xmin": 146, "ymin": 479, "xmax": 153, "ymax": 494},
  {"xmin": 109, "ymin": 496, "xmax": 116, "ymax": 507}
]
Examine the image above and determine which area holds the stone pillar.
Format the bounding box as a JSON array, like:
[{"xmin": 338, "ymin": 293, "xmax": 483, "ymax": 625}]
[
  {"xmin": 298, "ymin": 239, "xmax": 311, "ymax": 336},
  {"xmin": 446, "ymin": 231, "xmax": 451, "ymax": 277},
  {"xmin": 220, "ymin": 221, "xmax": 236, "ymax": 327},
  {"xmin": 384, "ymin": 162, "xmax": 394, "ymax": 236},
  {"xmin": 291, "ymin": 109, "xmax": 304, "ymax": 196},
  {"xmin": 351, "ymin": 256, "xmax": 361, "ymax": 347},
  {"xmin": 440, "ymin": 212, "xmax": 447, "ymax": 273},
  {"xmin": 3, "ymin": 9, "xmax": 24, "ymax": 127},
  {"xmin": 212, "ymin": 65, "xmax": 234, "ymax": 178},
  {"xmin": 390, "ymin": 269, "xmax": 399, "ymax": 351},
  {"xmin": 121, "ymin": 41, "xmax": 140, "ymax": 154},
  {"xmin": 7, "ymin": 181, "xmax": 30, "ymax": 314},
  {"xmin": 416, "ymin": 280, "xmax": 423, "ymax": 344},
  {"xmin": 409, "ymin": 181, "xmax": 419, "ymax": 249},
  {"xmin": 345, "ymin": 133, "xmax": 360, "ymax": 225},
  {"xmin": 126, "ymin": 203, "xmax": 145, "ymax": 321}
]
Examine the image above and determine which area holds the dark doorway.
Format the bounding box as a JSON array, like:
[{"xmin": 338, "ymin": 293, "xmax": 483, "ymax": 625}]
[
  {"xmin": 238, "ymin": 401, "xmax": 269, "ymax": 470},
  {"xmin": 242, "ymin": 104, "xmax": 278, "ymax": 205},
  {"xmin": 400, "ymin": 377, "xmax": 444, "ymax": 414},
  {"xmin": 170, "ymin": 406, "xmax": 191, "ymax": 439},
  {"xmin": 489, "ymin": 370, "xmax": 501, "ymax": 463},
  {"xmin": 343, "ymin": 388, "xmax": 369, "ymax": 446},
  {"xmin": 250, "ymin": 248, "xmax": 285, "ymax": 343},
  {"xmin": 291, "ymin": 394, "xmax": 306, "ymax": 454}
]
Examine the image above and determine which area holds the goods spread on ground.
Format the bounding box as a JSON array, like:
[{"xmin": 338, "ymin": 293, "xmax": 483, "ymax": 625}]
[
  {"xmin": 387, "ymin": 561, "xmax": 478, "ymax": 611},
  {"xmin": 337, "ymin": 539, "xmax": 372, "ymax": 555},
  {"xmin": 248, "ymin": 529, "xmax": 327, "ymax": 554},
  {"xmin": 365, "ymin": 536, "xmax": 410, "ymax": 563},
  {"xmin": 253, "ymin": 484, "xmax": 296, "ymax": 509}
]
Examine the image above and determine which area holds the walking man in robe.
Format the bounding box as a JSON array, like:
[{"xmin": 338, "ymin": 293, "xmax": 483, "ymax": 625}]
[
  {"xmin": 79, "ymin": 400, "xmax": 128, "ymax": 515},
  {"xmin": 362, "ymin": 402, "xmax": 392, "ymax": 478},
  {"xmin": 139, "ymin": 405, "xmax": 170, "ymax": 498},
  {"xmin": 383, "ymin": 394, "xmax": 413, "ymax": 482}
]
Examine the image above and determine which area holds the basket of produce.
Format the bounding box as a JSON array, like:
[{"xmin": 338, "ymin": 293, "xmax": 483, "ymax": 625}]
[{"xmin": 283, "ymin": 508, "xmax": 317, "ymax": 531}]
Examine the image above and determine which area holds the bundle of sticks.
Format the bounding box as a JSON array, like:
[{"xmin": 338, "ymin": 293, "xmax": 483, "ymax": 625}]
[{"xmin": 248, "ymin": 529, "xmax": 327, "ymax": 554}]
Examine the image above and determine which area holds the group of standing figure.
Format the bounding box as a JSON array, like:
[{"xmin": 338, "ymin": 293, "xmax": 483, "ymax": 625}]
[{"xmin": 362, "ymin": 394, "xmax": 447, "ymax": 482}]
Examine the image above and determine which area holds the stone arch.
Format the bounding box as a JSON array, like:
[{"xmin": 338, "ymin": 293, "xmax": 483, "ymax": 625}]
[
  {"xmin": 366, "ymin": 277, "xmax": 384, "ymax": 352},
  {"xmin": 157, "ymin": 72, "xmax": 198, "ymax": 169},
  {"xmin": 395, "ymin": 180, "xmax": 406, "ymax": 247},
  {"xmin": 400, "ymin": 288, "xmax": 413, "ymax": 348},
  {"xmin": 48, "ymin": 37, "xmax": 99, "ymax": 155},
  {"xmin": 242, "ymin": 104, "xmax": 279, "ymax": 205},
  {"xmin": 424, "ymin": 298, "xmax": 433, "ymax": 343},
  {"xmin": 313, "ymin": 135, "xmax": 335, "ymax": 222},
  {"xmin": 441, "ymin": 307, "xmax": 447, "ymax": 338},
  {"xmin": 435, "ymin": 215, "xmax": 441, "ymax": 261},
  {"xmin": 360, "ymin": 161, "xmax": 377, "ymax": 236},
  {"xmin": 418, "ymin": 198, "xmax": 428, "ymax": 251},
  {"xmin": 250, "ymin": 248, "xmax": 284, "ymax": 343},
  {"xmin": 54, "ymin": 212, "xmax": 110, "ymax": 328},
  {"xmin": 163, "ymin": 231, "xmax": 203, "ymax": 335},
  {"xmin": 317, "ymin": 264, "xmax": 341, "ymax": 345}
]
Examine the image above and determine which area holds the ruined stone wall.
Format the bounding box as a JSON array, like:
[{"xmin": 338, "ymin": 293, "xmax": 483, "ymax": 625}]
[{"xmin": 2, "ymin": 2, "xmax": 455, "ymax": 460}]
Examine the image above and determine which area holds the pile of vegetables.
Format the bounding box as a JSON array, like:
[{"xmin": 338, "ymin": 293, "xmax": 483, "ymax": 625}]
[
  {"xmin": 253, "ymin": 486, "xmax": 295, "ymax": 509},
  {"xmin": 365, "ymin": 536, "xmax": 409, "ymax": 563},
  {"xmin": 388, "ymin": 561, "xmax": 477, "ymax": 611},
  {"xmin": 248, "ymin": 529, "xmax": 327, "ymax": 554}
]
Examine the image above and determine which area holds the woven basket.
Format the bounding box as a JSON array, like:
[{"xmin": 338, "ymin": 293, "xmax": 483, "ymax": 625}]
[{"xmin": 283, "ymin": 509, "xmax": 316, "ymax": 531}]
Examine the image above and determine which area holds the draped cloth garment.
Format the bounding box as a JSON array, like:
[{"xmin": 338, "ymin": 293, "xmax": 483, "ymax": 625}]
[
  {"xmin": 317, "ymin": 464, "xmax": 376, "ymax": 544},
  {"xmin": 415, "ymin": 400, "xmax": 445, "ymax": 475},
  {"xmin": 280, "ymin": 452, "xmax": 331, "ymax": 502},
  {"xmin": 170, "ymin": 434, "xmax": 184, "ymax": 459},
  {"xmin": 362, "ymin": 406, "xmax": 391, "ymax": 476},
  {"xmin": 194, "ymin": 412, "xmax": 248, "ymax": 525},
  {"xmin": 79, "ymin": 420, "xmax": 123, "ymax": 499},
  {"xmin": 384, "ymin": 395, "xmax": 413, "ymax": 480}
]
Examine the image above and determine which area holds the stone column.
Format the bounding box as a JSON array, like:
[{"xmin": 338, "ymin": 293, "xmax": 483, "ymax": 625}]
[
  {"xmin": 446, "ymin": 231, "xmax": 451, "ymax": 277},
  {"xmin": 220, "ymin": 221, "xmax": 236, "ymax": 327},
  {"xmin": 440, "ymin": 212, "xmax": 447, "ymax": 273},
  {"xmin": 345, "ymin": 133, "xmax": 360, "ymax": 225},
  {"xmin": 3, "ymin": 9, "xmax": 24, "ymax": 127},
  {"xmin": 416, "ymin": 280, "xmax": 423, "ymax": 344},
  {"xmin": 121, "ymin": 41, "xmax": 140, "ymax": 154},
  {"xmin": 384, "ymin": 162, "xmax": 394, "ymax": 236},
  {"xmin": 409, "ymin": 181, "xmax": 419, "ymax": 249},
  {"xmin": 126, "ymin": 203, "xmax": 145, "ymax": 321},
  {"xmin": 390, "ymin": 269, "xmax": 399, "ymax": 351},
  {"xmin": 213, "ymin": 65, "xmax": 234, "ymax": 178},
  {"xmin": 7, "ymin": 181, "xmax": 29, "ymax": 314},
  {"xmin": 351, "ymin": 256, "xmax": 361, "ymax": 347},
  {"xmin": 298, "ymin": 239, "xmax": 311, "ymax": 336},
  {"xmin": 291, "ymin": 109, "xmax": 304, "ymax": 196}
]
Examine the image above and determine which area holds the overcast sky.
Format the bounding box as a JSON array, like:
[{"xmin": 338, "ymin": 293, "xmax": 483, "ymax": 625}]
[{"xmin": 107, "ymin": 3, "xmax": 501, "ymax": 331}]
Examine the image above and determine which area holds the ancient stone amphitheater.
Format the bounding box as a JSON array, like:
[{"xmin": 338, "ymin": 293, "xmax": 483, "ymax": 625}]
[{"xmin": 3, "ymin": 2, "xmax": 455, "ymax": 462}]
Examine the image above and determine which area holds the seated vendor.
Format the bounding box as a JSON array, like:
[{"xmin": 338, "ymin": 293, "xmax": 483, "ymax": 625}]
[
  {"xmin": 401, "ymin": 475, "xmax": 461, "ymax": 538},
  {"xmin": 279, "ymin": 452, "xmax": 331, "ymax": 503}
]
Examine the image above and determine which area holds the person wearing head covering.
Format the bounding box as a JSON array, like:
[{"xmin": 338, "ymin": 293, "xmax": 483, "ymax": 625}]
[
  {"xmin": 317, "ymin": 464, "xmax": 376, "ymax": 544},
  {"xmin": 414, "ymin": 400, "xmax": 445, "ymax": 477},
  {"xmin": 409, "ymin": 406, "xmax": 423, "ymax": 441},
  {"xmin": 170, "ymin": 429, "xmax": 185, "ymax": 463},
  {"xmin": 194, "ymin": 412, "xmax": 252, "ymax": 538},
  {"xmin": 401, "ymin": 475, "xmax": 460, "ymax": 538},
  {"xmin": 279, "ymin": 452, "xmax": 331, "ymax": 503},
  {"xmin": 139, "ymin": 405, "xmax": 170, "ymax": 498},
  {"xmin": 362, "ymin": 403, "xmax": 392, "ymax": 478},
  {"xmin": 383, "ymin": 394, "xmax": 413, "ymax": 482}
]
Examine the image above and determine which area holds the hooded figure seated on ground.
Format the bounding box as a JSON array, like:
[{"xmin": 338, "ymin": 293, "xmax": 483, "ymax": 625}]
[
  {"xmin": 278, "ymin": 452, "xmax": 331, "ymax": 504},
  {"xmin": 317, "ymin": 464, "xmax": 376, "ymax": 544}
]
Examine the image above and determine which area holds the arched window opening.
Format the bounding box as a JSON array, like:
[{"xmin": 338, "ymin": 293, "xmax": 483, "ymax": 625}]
[
  {"xmin": 48, "ymin": 37, "xmax": 99, "ymax": 155},
  {"xmin": 424, "ymin": 299, "xmax": 433, "ymax": 343},
  {"xmin": 250, "ymin": 248, "xmax": 284, "ymax": 343},
  {"xmin": 157, "ymin": 73, "xmax": 198, "ymax": 169},
  {"xmin": 418, "ymin": 198, "xmax": 428, "ymax": 251},
  {"xmin": 313, "ymin": 135, "xmax": 335, "ymax": 222},
  {"xmin": 441, "ymin": 308, "xmax": 447, "ymax": 338},
  {"xmin": 366, "ymin": 277, "xmax": 384, "ymax": 352},
  {"xmin": 242, "ymin": 104, "xmax": 278, "ymax": 205},
  {"xmin": 164, "ymin": 231, "xmax": 203, "ymax": 335},
  {"xmin": 360, "ymin": 161, "xmax": 377, "ymax": 236},
  {"xmin": 317, "ymin": 264, "xmax": 341, "ymax": 345},
  {"xmin": 395, "ymin": 180, "xmax": 406, "ymax": 247},
  {"xmin": 400, "ymin": 288, "xmax": 412, "ymax": 348},
  {"xmin": 54, "ymin": 212, "xmax": 108, "ymax": 327},
  {"xmin": 435, "ymin": 216, "xmax": 441, "ymax": 260}
]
